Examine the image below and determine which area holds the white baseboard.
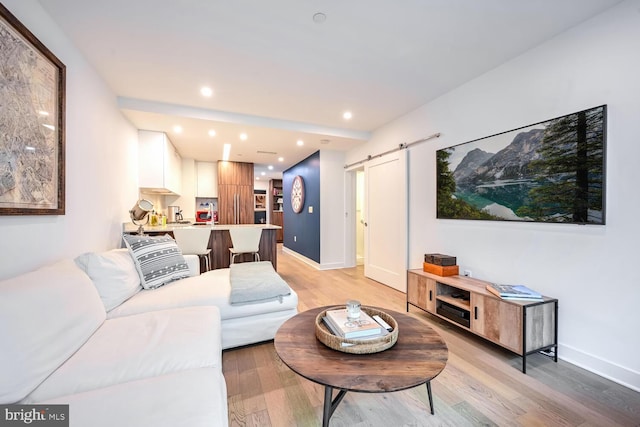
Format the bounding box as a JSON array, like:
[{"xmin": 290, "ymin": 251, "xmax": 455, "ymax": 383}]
[
  {"xmin": 318, "ymin": 262, "xmax": 346, "ymax": 270},
  {"xmin": 560, "ymin": 343, "xmax": 640, "ymax": 392},
  {"xmin": 282, "ymin": 247, "xmax": 320, "ymax": 269},
  {"xmin": 281, "ymin": 248, "xmax": 345, "ymax": 270}
]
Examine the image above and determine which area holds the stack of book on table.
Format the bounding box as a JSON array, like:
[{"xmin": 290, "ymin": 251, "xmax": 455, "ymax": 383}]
[
  {"xmin": 322, "ymin": 308, "xmax": 388, "ymax": 340},
  {"xmin": 486, "ymin": 283, "xmax": 543, "ymax": 301}
]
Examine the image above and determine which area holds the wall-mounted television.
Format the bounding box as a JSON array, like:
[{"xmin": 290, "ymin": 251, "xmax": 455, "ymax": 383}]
[{"xmin": 437, "ymin": 105, "xmax": 606, "ymax": 225}]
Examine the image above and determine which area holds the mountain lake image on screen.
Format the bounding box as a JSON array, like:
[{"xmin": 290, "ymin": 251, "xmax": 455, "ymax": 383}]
[{"xmin": 436, "ymin": 105, "xmax": 606, "ymax": 225}]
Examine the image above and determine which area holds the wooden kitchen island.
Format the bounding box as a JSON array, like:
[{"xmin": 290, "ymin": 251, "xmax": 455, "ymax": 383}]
[{"xmin": 122, "ymin": 223, "xmax": 281, "ymax": 270}]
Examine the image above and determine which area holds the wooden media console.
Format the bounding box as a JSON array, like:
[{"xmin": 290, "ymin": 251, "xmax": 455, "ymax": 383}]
[{"xmin": 407, "ymin": 269, "xmax": 558, "ymax": 373}]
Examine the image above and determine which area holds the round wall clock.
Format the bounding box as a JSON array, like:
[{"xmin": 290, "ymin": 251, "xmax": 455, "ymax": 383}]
[{"xmin": 291, "ymin": 175, "xmax": 305, "ymax": 213}]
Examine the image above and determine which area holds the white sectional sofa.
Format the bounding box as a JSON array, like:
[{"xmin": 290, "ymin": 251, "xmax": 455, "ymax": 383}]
[{"xmin": 0, "ymin": 240, "xmax": 298, "ymax": 427}]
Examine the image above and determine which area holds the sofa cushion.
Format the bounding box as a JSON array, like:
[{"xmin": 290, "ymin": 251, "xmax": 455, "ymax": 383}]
[
  {"xmin": 23, "ymin": 306, "xmax": 221, "ymax": 403},
  {"xmin": 107, "ymin": 268, "xmax": 298, "ymax": 321},
  {"xmin": 41, "ymin": 368, "xmax": 228, "ymax": 427},
  {"xmin": 0, "ymin": 260, "xmax": 106, "ymax": 404},
  {"xmin": 122, "ymin": 234, "xmax": 190, "ymax": 289},
  {"xmin": 74, "ymin": 249, "xmax": 142, "ymax": 311}
]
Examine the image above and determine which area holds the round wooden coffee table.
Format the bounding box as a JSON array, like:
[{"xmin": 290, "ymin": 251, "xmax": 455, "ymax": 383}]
[{"xmin": 274, "ymin": 306, "xmax": 448, "ymax": 427}]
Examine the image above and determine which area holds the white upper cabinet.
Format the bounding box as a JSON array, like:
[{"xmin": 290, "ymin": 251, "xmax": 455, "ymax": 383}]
[
  {"xmin": 138, "ymin": 130, "xmax": 182, "ymax": 195},
  {"xmin": 196, "ymin": 161, "xmax": 218, "ymax": 197}
]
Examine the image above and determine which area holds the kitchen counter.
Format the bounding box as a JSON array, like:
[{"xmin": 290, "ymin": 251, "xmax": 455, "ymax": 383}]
[
  {"xmin": 122, "ymin": 222, "xmax": 281, "ymax": 270},
  {"xmin": 122, "ymin": 222, "xmax": 281, "ymax": 234}
]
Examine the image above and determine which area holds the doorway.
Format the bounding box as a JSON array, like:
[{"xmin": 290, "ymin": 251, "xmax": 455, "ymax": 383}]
[{"xmin": 346, "ymin": 151, "xmax": 408, "ymax": 293}]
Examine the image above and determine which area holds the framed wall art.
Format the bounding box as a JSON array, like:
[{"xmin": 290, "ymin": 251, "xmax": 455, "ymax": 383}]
[
  {"xmin": 0, "ymin": 4, "xmax": 66, "ymax": 215},
  {"xmin": 437, "ymin": 105, "xmax": 606, "ymax": 225}
]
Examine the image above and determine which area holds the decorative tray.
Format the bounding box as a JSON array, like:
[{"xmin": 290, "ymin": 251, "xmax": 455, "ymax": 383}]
[{"xmin": 315, "ymin": 306, "xmax": 399, "ymax": 354}]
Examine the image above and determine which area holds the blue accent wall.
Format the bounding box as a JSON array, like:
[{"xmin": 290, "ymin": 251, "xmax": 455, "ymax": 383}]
[{"xmin": 283, "ymin": 151, "xmax": 320, "ymax": 263}]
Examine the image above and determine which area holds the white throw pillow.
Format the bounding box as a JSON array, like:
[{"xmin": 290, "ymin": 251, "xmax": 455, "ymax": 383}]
[
  {"xmin": 75, "ymin": 249, "xmax": 142, "ymax": 311},
  {"xmin": 122, "ymin": 234, "xmax": 190, "ymax": 289}
]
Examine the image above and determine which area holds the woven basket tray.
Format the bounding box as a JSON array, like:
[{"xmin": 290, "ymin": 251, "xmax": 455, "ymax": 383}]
[{"xmin": 315, "ymin": 306, "xmax": 399, "ymax": 354}]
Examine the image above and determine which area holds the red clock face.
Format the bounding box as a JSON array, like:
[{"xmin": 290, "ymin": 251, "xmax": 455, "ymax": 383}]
[{"xmin": 291, "ymin": 175, "xmax": 305, "ymax": 213}]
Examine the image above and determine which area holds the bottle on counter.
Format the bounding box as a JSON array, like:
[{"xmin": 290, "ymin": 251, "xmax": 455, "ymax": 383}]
[{"xmin": 150, "ymin": 210, "xmax": 158, "ymax": 226}]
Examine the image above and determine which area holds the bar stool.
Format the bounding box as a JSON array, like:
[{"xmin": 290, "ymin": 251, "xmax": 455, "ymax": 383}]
[
  {"xmin": 228, "ymin": 227, "xmax": 262, "ymax": 264},
  {"xmin": 173, "ymin": 227, "xmax": 212, "ymax": 272}
]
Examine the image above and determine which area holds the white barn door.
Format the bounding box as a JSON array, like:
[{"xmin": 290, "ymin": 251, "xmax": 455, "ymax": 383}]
[{"xmin": 364, "ymin": 151, "xmax": 407, "ymax": 292}]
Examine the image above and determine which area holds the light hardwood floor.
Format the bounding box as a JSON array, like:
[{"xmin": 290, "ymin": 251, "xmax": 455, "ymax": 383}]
[{"xmin": 223, "ymin": 247, "xmax": 640, "ymax": 426}]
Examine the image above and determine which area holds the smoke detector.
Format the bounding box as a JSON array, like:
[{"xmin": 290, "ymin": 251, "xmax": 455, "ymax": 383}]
[{"xmin": 313, "ymin": 12, "xmax": 327, "ymax": 23}]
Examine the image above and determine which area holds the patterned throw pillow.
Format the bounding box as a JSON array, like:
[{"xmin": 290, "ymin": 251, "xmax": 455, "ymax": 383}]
[{"xmin": 122, "ymin": 234, "xmax": 190, "ymax": 289}]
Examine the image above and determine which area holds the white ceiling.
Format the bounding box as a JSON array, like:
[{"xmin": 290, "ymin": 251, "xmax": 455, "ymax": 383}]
[{"xmin": 39, "ymin": 0, "xmax": 622, "ymax": 180}]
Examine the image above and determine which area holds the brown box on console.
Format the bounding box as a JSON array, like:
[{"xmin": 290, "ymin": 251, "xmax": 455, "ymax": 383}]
[
  {"xmin": 424, "ymin": 253, "xmax": 457, "ymax": 266},
  {"xmin": 423, "ymin": 262, "xmax": 459, "ymax": 276}
]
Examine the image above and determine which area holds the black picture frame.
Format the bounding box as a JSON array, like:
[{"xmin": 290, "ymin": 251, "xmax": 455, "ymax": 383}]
[
  {"xmin": 436, "ymin": 105, "xmax": 606, "ymax": 225},
  {"xmin": 0, "ymin": 4, "xmax": 66, "ymax": 215}
]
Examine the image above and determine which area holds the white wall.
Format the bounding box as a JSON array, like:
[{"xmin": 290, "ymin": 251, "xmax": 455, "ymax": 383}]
[
  {"xmin": 253, "ymin": 180, "xmax": 269, "ymax": 192},
  {"xmin": 320, "ymin": 150, "xmax": 346, "ymax": 269},
  {"xmin": 0, "ymin": 0, "xmax": 139, "ymax": 280},
  {"xmin": 345, "ymin": 0, "xmax": 640, "ymax": 390}
]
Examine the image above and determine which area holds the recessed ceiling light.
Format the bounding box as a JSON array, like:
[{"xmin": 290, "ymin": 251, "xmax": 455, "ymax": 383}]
[
  {"xmin": 268, "ymin": 165, "xmax": 274, "ymax": 170},
  {"xmin": 297, "ymin": 140, "xmax": 304, "ymax": 146},
  {"xmin": 222, "ymin": 143, "xmax": 231, "ymax": 161},
  {"xmin": 313, "ymin": 12, "xmax": 326, "ymax": 23},
  {"xmin": 208, "ymin": 129, "xmax": 216, "ymax": 137},
  {"xmin": 261, "ymin": 172, "xmax": 266, "ymax": 176},
  {"xmin": 278, "ymin": 157, "xmax": 284, "ymax": 162},
  {"xmin": 343, "ymin": 111, "xmax": 352, "ymax": 120},
  {"xmin": 255, "ymin": 177, "xmax": 260, "ymax": 180},
  {"xmin": 240, "ymin": 133, "xmax": 248, "ymax": 141},
  {"xmin": 173, "ymin": 125, "xmax": 183, "ymax": 133},
  {"xmin": 200, "ymin": 87, "xmax": 213, "ymax": 97}
]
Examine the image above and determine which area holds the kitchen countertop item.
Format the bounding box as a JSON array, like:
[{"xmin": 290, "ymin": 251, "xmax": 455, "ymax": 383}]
[{"xmin": 122, "ymin": 222, "xmax": 281, "ymax": 233}]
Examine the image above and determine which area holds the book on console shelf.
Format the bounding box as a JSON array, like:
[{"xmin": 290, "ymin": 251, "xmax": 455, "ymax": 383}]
[
  {"xmin": 486, "ymin": 283, "xmax": 543, "ymax": 301},
  {"xmin": 323, "ymin": 308, "xmax": 383, "ymax": 339}
]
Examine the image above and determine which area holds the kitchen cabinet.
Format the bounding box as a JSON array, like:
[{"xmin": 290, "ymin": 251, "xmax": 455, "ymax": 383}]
[
  {"xmin": 138, "ymin": 130, "xmax": 182, "ymax": 195},
  {"xmin": 217, "ymin": 161, "xmax": 254, "ymax": 224},
  {"xmin": 271, "ymin": 211, "xmax": 283, "ymax": 242},
  {"xmin": 196, "ymin": 161, "xmax": 218, "ymax": 197}
]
